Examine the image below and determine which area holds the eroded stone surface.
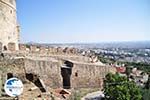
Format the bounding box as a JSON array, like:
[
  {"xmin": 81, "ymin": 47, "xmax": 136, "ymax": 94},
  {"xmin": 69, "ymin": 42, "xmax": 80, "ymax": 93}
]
[{"xmin": 0, "ymin": 0, "xmax": 19, "ymax": 50}]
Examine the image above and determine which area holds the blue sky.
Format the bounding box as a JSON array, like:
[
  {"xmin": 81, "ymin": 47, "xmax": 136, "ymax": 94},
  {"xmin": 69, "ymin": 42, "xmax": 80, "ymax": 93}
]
[{"xmin": 17, "ymin": 0, "xmax": 150, "ymax": 43}]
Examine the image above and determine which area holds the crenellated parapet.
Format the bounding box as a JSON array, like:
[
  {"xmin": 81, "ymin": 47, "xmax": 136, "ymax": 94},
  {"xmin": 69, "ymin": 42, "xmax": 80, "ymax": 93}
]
[{"xmin": 18, "ymin": 44, "xmax": 80, "ymax": 56}]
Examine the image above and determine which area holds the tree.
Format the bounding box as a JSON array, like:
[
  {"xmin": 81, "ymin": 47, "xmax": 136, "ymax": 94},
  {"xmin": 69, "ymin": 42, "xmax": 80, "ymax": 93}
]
[
  {"xmin": 103, "ymin": 73, "xmax": 142, "ymax": 100},
  {"xmin": 141, "ymin": 75, "xmax": 150, "ymax": 100},
  {"xmin": 141, "ymin": 88, "xmax": 150, "ymax": 100}
]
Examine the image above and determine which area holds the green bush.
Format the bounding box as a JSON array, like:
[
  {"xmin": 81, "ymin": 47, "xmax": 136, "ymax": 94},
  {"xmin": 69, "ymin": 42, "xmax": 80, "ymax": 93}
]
[{"xmin": 104, "ymin": 73, "xmax": 142, "ymax": 100}]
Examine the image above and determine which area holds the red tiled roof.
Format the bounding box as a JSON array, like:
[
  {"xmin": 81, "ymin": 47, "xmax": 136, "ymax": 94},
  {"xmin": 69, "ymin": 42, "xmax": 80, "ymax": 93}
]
[{"xmin": 116, "ymin": 67, "xmax": 126, "ymax": 73}]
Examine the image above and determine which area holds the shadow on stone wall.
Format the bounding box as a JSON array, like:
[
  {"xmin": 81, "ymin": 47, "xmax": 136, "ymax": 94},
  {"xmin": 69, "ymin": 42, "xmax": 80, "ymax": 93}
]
[{"xmin": 26, "ymin": 73, "xmax": 47, "ymax": 92}]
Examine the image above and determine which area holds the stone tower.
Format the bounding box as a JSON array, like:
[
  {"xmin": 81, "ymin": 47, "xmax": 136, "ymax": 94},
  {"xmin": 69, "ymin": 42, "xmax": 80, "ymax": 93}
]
[{"xmin": 0, "ymin": 0, "xmax": 19, "ymax": 51}]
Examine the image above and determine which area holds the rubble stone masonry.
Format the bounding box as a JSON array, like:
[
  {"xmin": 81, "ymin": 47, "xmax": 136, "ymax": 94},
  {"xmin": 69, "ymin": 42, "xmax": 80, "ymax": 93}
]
[{"xmin": 0, "ymin": 54, "xmax": 116, "ymax": 89}]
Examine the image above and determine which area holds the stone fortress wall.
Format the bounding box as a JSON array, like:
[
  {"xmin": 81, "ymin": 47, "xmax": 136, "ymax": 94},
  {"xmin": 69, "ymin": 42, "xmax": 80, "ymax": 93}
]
[
  {"xmin": 24, "ymin": 57, "xmax": 116, "ymax": 89},
  {"xmin": 0, "ymin": 42, "xmax": 116, "ymax": 89},
  {"xmin": 0, "ymin": 0, "xmax": 19, "ymax": 51},
  {"xmin": 0, "ymin": 54, "xmax": 116, "ymax": 89},
  {"xmin": 0, "ymin": 43, "xmax": 117, "ymax": 89}
]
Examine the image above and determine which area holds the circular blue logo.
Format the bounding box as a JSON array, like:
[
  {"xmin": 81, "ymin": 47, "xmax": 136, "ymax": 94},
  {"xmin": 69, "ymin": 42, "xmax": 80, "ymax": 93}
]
[{"xmin": 4, "ymin": 78, "xmax": 23, "ymax": 97}]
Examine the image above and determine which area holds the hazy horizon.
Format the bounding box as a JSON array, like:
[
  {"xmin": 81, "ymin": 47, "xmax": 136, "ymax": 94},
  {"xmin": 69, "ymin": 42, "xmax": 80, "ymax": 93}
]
[
  {"xmin": 17, "ymin": 0, "xmax": 150, "ymax": 43},
  {"xmin": 23, "ymin": 40, "xmax": 150, "ymax": 44}
]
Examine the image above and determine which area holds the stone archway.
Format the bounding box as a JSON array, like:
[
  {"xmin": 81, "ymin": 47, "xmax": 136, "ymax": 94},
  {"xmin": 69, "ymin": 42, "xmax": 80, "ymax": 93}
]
[{"xmin": 8, "ymin": 42, "xmax": 16, "ymax": 51}]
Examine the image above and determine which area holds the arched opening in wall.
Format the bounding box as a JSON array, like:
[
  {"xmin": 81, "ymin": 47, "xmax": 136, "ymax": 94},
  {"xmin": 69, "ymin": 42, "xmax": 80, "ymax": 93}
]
[
  {"xmin": 3, "ymin": 46, "xmax": 7, "ymax": 51},
  {"xmin": 7, "ymin": 73, "xmax": 13, "ymax": 79},
  {"xmin": 26, "ymin": 73, "xmax": 46, "ymax": 92},
  {"xmin": 61, "ymin": 61, "xmax": 73, "ymax": 89}
]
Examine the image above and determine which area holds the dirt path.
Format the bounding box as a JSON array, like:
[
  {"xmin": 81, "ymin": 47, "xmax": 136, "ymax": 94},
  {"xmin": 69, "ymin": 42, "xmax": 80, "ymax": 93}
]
[{"xmin": 81, "ymin": 91, "xmax": 104, "ymax": 100}]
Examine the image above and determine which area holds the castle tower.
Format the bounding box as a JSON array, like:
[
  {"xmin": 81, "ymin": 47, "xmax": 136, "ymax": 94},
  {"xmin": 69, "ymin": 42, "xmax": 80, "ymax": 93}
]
[{"xmin": 0, "ymin": 0, "xmax": 19, "ymax": 51}]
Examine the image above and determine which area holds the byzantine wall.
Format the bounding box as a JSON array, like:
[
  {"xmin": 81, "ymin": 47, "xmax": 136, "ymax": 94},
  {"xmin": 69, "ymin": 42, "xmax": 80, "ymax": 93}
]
[
  {"xmin": 24, "ymin": 57, "xmax": 116, "ymax": 89},
  {"xmin": 0, "ymin": 0, "xmax": 19, "ymax": 51},
  {"xmin": 0, "ymin": 52, "xmax": 116, "ymax": 90},
  {"xmin": 0, "ymin": 43, "xmax": 116, "ymax": 89}
]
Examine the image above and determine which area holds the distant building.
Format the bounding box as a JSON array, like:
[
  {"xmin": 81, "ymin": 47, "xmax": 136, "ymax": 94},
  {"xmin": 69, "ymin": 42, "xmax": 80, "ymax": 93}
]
[{"xmin": 115, "ymin": 66, "xmax": 126, "ymax": 73}]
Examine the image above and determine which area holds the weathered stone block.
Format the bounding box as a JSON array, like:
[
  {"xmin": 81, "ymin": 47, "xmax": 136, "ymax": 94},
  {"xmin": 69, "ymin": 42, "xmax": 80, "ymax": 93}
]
[
  {"xmin": 19, "ymin": 44, "xmax": 26, "ymax": 51},
  {"xmin": 8, "ymin": 42, "xmax": 16, "ymax": 51},
  {"xmin": 39, "ymin": 46, "xmax": 47, "ymax": 54},
  {"xmin": 57, "ymin": 47, "xmax": 63, "ymax": 54}
]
